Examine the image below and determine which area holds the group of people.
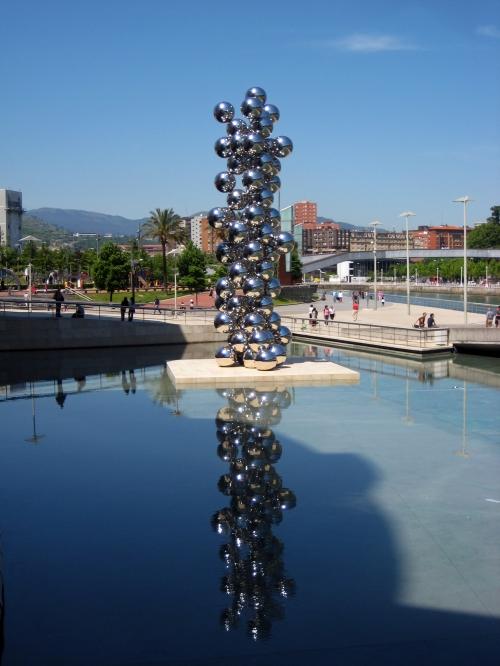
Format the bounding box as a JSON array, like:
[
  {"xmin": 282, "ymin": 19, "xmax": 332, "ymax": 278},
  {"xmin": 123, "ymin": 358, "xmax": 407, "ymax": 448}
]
[
  {"xmin": 414, "ymin": 312, "xmax": 437, "ymax": 328},
  {"xmin": 485, "ymin": 306, "xmax": 500, "ymax": 328},
  {"xmin": 120, "ymin": 296, "xmax": 136, "ymax": 321},
  {"xmin": 309, "ymin": 303, "xmax": 336, "ymax": 326}
]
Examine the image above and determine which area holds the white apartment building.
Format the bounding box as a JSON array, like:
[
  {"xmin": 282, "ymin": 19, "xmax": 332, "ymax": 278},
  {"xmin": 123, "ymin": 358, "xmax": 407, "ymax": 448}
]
[
  {"xmin": 190, "ymin": 214, "xmax": 204, "ymax": 250},
  {"xmin": 0, "ymin": 189, "xmax": 23, "ymax": 247}
]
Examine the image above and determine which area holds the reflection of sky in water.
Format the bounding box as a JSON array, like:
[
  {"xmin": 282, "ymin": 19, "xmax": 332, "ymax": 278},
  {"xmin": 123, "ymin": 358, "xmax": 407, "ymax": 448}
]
[{"xmin": 0, "ymin": 344, "xmax": 499, "ymax": 664}]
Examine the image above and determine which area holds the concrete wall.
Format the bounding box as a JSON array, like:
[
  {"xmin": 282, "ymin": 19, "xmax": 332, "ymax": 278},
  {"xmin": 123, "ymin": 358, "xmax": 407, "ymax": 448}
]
[
  {"xmin": 449, "ymin": 328, "xmax": 500, "ymax": 343},
  {"xmin": 0, "ymin": 316, "xmax": 222, "ymax": 351}
]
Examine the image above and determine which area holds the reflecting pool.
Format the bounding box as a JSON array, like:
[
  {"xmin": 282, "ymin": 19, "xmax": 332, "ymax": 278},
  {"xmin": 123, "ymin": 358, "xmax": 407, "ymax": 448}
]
[{"xmin": 1, "ymin": 343, "xmax": 500, "ymax": 665}]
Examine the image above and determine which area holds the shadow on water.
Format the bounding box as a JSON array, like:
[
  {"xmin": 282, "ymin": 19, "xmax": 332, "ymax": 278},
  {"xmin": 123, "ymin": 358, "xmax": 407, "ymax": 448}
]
[{"xmin": 1, "ymin": 347, "xmax": 500, "ymax": 664}]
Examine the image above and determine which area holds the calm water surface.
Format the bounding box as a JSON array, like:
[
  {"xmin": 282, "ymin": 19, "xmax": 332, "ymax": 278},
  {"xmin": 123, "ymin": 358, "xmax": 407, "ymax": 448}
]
[{"xmin": 1, "ymin": 344, "xmax": 500, "ymax": 665}]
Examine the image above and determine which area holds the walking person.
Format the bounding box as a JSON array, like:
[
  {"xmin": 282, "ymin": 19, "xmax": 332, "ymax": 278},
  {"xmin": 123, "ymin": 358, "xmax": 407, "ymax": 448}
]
[
  {"xmin": 53, "ymin": 287, "xmax": 64, "ymax": 318},
  {"xmin": 128, "ymin": 296, "xmax": 136, "ymax": 322},
  {"xmin": 120, "ymin": 296, "xmax": 129, "ymax": 322},
  {"xmin": 189, "ymin": 298, "xmax": 194, "ymax": 311},
  {"xmin": 352, "ymin": 300, "xmax": 359, "ymax": 321},
  {"xmin": 329, "ymin": 304, "xmax": 335, "ymax": 321},
  {"xmin": 311, "ymin": 306, "xmax": 318, "ymax": 327},
  {"xmin": 323, "ymin": 304, "xmax": 330, "ymax": 326},
  {"xmin": 153, "ymin": 297, "xmax": 161, "ymax": 314},
  {"xmin": 486, "ymin": 308, "xmax": 494, "ymax": 328},
  {"xmin": 495, "ymin": 305, "xmax": 500, "ymax": 328}
]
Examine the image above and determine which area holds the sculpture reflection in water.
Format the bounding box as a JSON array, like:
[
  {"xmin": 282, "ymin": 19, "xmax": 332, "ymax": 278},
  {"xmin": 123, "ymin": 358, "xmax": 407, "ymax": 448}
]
[{"xmin": 211, "ymin": 387, "xmax": 296, "ymax": 640}]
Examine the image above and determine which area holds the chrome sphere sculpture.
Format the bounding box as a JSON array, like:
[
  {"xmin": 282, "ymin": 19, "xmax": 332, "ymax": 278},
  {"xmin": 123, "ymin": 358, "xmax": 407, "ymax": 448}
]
[{"xmin": 211, "ymin": 87, "xmax": 294, "ymax": 370}]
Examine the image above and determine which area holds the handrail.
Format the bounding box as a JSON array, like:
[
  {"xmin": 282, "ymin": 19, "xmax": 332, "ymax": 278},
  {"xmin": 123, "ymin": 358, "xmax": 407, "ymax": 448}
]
[
  {"xmin": 281, "ymin": 315, "xmax": 450, "ymax": 349},
  {"xmin": 0, "ymin": 297, "xmax": 216, "ymax": 325}
]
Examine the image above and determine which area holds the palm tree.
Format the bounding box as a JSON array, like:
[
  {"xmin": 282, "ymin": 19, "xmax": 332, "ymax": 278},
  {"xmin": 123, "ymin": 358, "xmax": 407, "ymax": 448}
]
[{"xmin": 144, "ymin": 208, "xmax": 185, "ymax": 287}]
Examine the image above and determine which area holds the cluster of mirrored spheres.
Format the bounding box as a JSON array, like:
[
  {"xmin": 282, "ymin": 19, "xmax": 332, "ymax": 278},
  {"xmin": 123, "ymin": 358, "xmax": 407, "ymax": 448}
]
[
  {"xmin": 211, "ymin": 86, "xmax": 294, "ymax": 371},
  {"xmin": 212, "ymin": 387, "xmax": 296, "ymax": 640}
]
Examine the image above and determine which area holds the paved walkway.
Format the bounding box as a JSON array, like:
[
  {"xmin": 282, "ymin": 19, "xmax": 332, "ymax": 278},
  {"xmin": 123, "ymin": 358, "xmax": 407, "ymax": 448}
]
[{"xmin": 157, "ymin": 291, "xmax": 487, "ymax": 329}]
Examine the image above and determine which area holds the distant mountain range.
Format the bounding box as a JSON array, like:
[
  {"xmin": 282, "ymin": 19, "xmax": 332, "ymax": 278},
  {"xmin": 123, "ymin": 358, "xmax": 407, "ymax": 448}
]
[
  {"xmin": 24, "ymin": 207, "xmax": 369, "ymax": 244},
  {"xmin": 27, "ymin": 208, "xmax": 147, "ymax": 237}
]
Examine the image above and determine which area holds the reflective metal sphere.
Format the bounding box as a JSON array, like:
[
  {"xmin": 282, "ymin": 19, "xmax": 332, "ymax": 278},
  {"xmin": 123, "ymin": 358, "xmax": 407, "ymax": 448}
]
[
  {"xmin": 276, "ymin": 231, "xmax": 295, "ymax": 255},
  {"xmin": 258, "ymin": 260, "xmax": 275, "ymax": 281},
  {"xmin": 264, "ymin": 174, "xmax": 281, "ymax": 193},
  {"xmin": 248, "ymin": 328, "xmax": 275, "ymax": 352},
  {"xmin": 242, "ymin": 348, "xmax": 256, "ymax": 368},
  {"xmin": 263, "ymin": 103, "xmax": 280, "ymax": 122},
  {"xmin": 257, "ymin": 223, "xmax": 274, "ymax": 245},
  {"xmin": 242, "ymin": 169, "xmax": 265, "ymax": 191},
  {"xmin": 214, "ymin": 136, "xmax": 233, "ymax": 158},
  {"xmin": 215, "ymin": 172, "xmax": 236, "ymax": 193},
  {"xmin": 229, "ymin": 131, "xmax": 248, "ymax": 155},
  {"xmin": 215, "ymin": 277, "xmax": 235, "ymax": 299},
  {"xmin": 241, "ymin": 204, "xmax": 265, "ymax": 226},
  {"xmin": 243, "ymin": 312, "xmax": 266, "ymax": 332},
  {"xmin": 271, "ymin": 135, "xmax": 293, "ymax": 158},
  {"xmin": 255, "ymin": 295, "xmax": 274, "ymax": 317},
  {"xmin": 268, "ymin": 343, "xmax": 286, "ymax": 365},
  {"xmin": 255, "ymin": 152, "xmax": 274, "ymax": 175},
  {"xmin": 254, "ymin": 348, "xmax": 278, "ymax": 371},
  {"xmin": 266, "ymin": 277, "xmax": 281, "ymax": 298},
  {"xmin": 226, "ymin": 219, "xmax": 248, "ymax": 243},
  {"xmin": 242, "ymin": 276, "xmax": 265, "ymax": 299},
  {"xmin": 243, "ymin": 240, "xmax": 264, "ymax": 263},
  {"xmin": 253, "ymin": 188, "xmax": 273, "ymax": 208},
  {"xmin": 267, "ymin": 311, "xmax": 281, "ymax": 331},
  {"xmin": 228, "ymin": 261, "xmax": 249, "ymax": 286},
  {"xmin": 215, "ymin": 345, "xmax": 236, "ymax": 367},
  {"xmin": 208, "ymin": 207, "xmax": 230, "ymax": 229},
  {"xmin": 264, "ymin": 207, "xmax": 280, "ymax": 227},
  {"xmin": 246, "ymin": 86, "xmax": 267, "ymax": 103},
  {"xmin": 229, "ymin": 330, "xmax": 247, "ymax": 353},
  {"xmin": 227, "ymin": 189, "xmax": 246, "ymax": 210},
  {"xmin": 226, "ymin": 118, "xmax": 247, "ymax": 135},
  {"xmin": 276, "ymin": 325, "xmax": 292, "ymax": 345},
  {"xmin": 214, "ymin": 101, "xmax": 235, "ymax": 123},
  {"xmin": 226, "ymin": 155, "xmax": 247, "ymax": 175},
  {"xmin": 241, "ymin": 96, "xmax": 264, "ymax": 119},
  {"xmin": 251, "ymin": 114, "xmax": 273, "ymax": 138},
  {"xmin": 214, "ymin": 312, "xmax": 234, "ymax": 333},
  {"xmin": 215, "ymin": 242, "xmax": 234, "ymax": 264},
  {"xmin": 244, "ymin": 132, "xmax": 265, "ymax": 156}
]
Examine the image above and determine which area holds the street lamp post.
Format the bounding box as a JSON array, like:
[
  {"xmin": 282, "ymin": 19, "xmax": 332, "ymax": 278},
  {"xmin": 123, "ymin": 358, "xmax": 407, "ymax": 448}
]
[
  {"xmin": 436, "ymin": 266, "xmax": 439, "ymax": 286},
  {"xmin": 399, "ymin": 211, "xmax": 416, "ymax": 316},
  {"xmin": 453, "ymin": 196, "xmax": 473, "ymax": 325},
  {"xmin": 369, "ymin": 221, "xmax": 381, "ymax": 310}
]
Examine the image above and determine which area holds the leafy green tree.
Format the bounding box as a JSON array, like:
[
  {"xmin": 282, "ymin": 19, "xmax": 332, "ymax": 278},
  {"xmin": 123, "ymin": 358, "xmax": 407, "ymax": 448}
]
[
  {"xmin": 469, "ymin": 205, "xmax": 500, "ymax": 248},
  {"xmin": 291, "ymin": 246, "xmax": 303, "ymax": 281},
  {"xmin": 93, "ymin": 243, "xmax": 130, "ymax": 301},
  {"xmin": 178, "ymin": 241, "xmax": 207, "ymax": 302},
  {"xmin": 143, "ymin": 208, "xmax": 186, "ymax": 287}
]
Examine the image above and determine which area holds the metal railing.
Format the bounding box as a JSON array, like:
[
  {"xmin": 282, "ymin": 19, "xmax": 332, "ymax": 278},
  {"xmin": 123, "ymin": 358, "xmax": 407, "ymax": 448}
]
[
  {"xmin": 281, "ymin": 315, "xmax": 450, "ymax": 349},
  {"xmin": 0, "ymin": 297, "xmax": 215, "ymax": 325},
  {"xmin": 384, "ymin": 293, "xmax": 495, "ymax": 315}
]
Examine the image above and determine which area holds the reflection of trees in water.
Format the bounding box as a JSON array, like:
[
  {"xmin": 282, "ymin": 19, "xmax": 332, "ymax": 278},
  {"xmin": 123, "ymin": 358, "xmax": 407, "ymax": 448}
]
[
  {"xmin": 148, "ymin": 368, "xmax": 184, "ymax": 412},
  {"xmin": 211, "ymin": 388, "xmax": 296, "ymax": 641}
]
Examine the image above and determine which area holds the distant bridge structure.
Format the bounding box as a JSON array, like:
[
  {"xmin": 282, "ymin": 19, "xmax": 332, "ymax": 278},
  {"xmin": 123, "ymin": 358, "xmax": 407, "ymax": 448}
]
[{"xmin": 301, "ymin": 249, "xmax": 500, "ymax": 273}]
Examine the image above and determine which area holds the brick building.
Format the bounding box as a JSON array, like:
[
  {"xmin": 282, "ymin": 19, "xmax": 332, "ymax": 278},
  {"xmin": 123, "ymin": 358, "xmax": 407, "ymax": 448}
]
[
  {"xmin": 190, "ymin": 215, "xmax": 217, "ymax": 254},
  {"xmin": 410, "ymin": 225, "xmax": 466, "ymax": 250},
  {"xmin": 293, "ymin": 200, "xmax": 317, "ymax": 226},
  {"xmin": 302, "ymin": 222, "xmax": 349, "ymax": 254},
  {"xmin": 349, "ymin": 231, "xmax": 412, "ymax": 252}
]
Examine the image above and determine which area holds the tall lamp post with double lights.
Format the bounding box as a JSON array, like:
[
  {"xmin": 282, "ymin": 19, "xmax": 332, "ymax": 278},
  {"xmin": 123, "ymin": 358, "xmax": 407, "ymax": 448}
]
[
  {"xmin": 399, "ymin": 211, "xmax": 415, "ymax": 315},
  {"xmin": 369, "ymin": 221, "xmax": 381, "ymax": 310},
  {"xmin": 453, "ymin": 196, "xmax": 472, "ymax": 325}
]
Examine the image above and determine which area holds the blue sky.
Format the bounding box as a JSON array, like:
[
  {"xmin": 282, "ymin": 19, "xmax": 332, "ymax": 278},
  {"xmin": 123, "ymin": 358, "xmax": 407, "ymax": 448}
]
[{"xmin": 1, "ymin": 0, "xmax": 499, "ymax": 228}]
